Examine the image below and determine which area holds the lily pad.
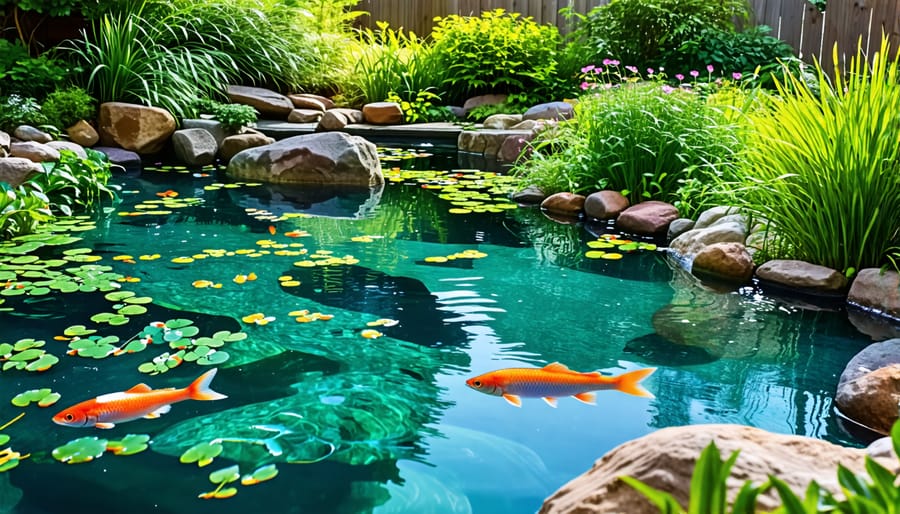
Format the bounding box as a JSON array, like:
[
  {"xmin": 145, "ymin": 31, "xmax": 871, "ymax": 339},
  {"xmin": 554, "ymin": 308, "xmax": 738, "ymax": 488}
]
[
  {"xmin": 180, "ymin": 441, "xmax": 223, "ymax": 467},
  {"xmin": 64, "ymin": 325, "xmax": 97, "ymax": 337},
  {"xmin": 11, "ymin": 388, "xmax": 54, "ymax": 407},
  {"xmin": 106, "ymin": 434, "xmax": 151, "ymax": 456},
  {"xmin": 52, "ymin": 437, "xmax": 109, "ymax": 464},
  {"xmin": 241, "ymin": 464, "xmax": 278, "ymax": 485},
  {"xmin": 209, "ymin": 465, "xmax": 241, "ymax": 484}
]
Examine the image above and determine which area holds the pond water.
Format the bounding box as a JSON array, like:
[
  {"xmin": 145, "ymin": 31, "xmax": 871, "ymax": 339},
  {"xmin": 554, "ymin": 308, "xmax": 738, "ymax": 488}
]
[{"xmin": 0, "ymin": 147, "xmax": 885, "ymax": 514}]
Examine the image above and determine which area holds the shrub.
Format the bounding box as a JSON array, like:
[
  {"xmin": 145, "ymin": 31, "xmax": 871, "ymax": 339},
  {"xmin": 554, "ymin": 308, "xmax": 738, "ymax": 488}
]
[
  {"xmin": 575, "ymin": 0, "xmax": 750, "ymax": 71},
  {"xmin": 192, "ymin": 98, "xmax": 257, "ymax": 131},
  {"xmin": 730, "ymin": 35, "xmax": 900, "ymax": 273},
  {"xmin": 430, "ymin": 9, "xmax": 561, "ymax": 104},
  {"xmin": 385, "ymin": 90, "xmax": 456, "ymax": 124},
  {"xmin": 514, "ymin": 80, "xmax": 741, "ymax": 209},
  {"xmin": 27, "ymin": 148, "xmax": 118, "ymax": 215},
  {"xmin": 0, "ymin": 39, "xmax": 71, "ymax": 99},
  {"xmin": 40, "ymin": 86, "xmax": 96, "ymax": 129},
  {"xmin": 0, "ymin": 94, "xmax": 48, "ymax": 132}
]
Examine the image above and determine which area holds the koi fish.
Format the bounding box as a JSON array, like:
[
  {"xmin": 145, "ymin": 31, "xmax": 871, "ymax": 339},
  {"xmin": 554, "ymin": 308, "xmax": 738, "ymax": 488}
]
[
  {"xmin": 465, "ymin": 362, "xmax": 656, "ymax": 407},
  {"xmin": 52, "ymin": 368, "xmax": 227, "ymax": 429}
]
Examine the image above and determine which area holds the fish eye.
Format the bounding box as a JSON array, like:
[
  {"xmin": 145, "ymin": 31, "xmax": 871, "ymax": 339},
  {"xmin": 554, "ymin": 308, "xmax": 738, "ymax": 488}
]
[
  {"xmin": 473, "ymin": 380, "xmax": 482, "ymax": 387},
  {"xmin": 65, "ymin": 413, "xmax": 74, "ymax": 421}
]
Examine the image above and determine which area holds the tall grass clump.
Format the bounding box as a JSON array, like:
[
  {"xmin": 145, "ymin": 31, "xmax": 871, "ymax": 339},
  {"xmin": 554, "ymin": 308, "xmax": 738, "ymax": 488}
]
[
  {"xmin": 350, "ymin": 22, "xmax": 446, "ymax": 106},
  {"xmin": 514, "ymin": 80, "xmax": 742, "ymax": 214},
  {"xmin": 733, "ymin": 35, "xmax": 900, "ymax": 273}
]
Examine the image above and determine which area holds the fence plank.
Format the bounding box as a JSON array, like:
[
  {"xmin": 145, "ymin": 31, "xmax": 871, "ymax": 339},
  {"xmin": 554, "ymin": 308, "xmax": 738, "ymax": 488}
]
[{"xmin": 798, "ymin": 2, "xmax": 825, "ymax": 63}]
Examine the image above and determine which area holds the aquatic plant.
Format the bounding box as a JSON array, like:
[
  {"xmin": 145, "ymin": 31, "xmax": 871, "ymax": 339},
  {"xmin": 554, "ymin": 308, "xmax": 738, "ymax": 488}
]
[
  {"xmin": 730, "ymin": 34, "xmax": 900, "ymax": 273},
  {"xmin": 29, "ymin": 148, "xmax": 118, "ymax": 216}
]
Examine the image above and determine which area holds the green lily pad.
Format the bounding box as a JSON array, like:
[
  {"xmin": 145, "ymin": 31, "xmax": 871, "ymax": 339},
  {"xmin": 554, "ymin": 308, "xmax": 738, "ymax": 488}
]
[
  {"xmin": 52, "ymin": 437, "xmax": 109, "ymax": 464},
  {"xmin": 123, "ymin": 296, "xmax": 153, "ymax": 305},
  {"xmin": 64, "ymin": 325, "xmax": 97, "ymax": 337},
  {"xmin": 13, "ymin": 339, "xmax": 43, "ymax": 351},
  {"xmin": 118, "ymin": 305, "xmax": 147, "ymax": 316},
  {"xmin": 107, "ymin": 434, "xmax": 151, "ymax": 456},
  {"xmin": 105, "ymin": 291, "xmax": 136, "ymax": 302},
  {"xmin": 209, "ymin": 465, "xmax": 240, "ymax": 484},
  {"xmin": 180, "ymin": 441, "xmax": 223, "ymax": 467},
  {"xmin": 0, "ymin": 435, "xmax": 8, "ymax": 445},
  {"xmin": 241, "ymin": 464, "xmax": 278, "ymax": 485},
  {"xmin": 197, "ymin": 350, "xmax": 229, "ymax": 366},
  {"xmin": 165, "ymin": 319, "xmax": 194, "ymax": 329},
  {"xmin": 11, "ymin": 388, "xmax": 53, "ymax": 407},
  {"xmin": 26, "ymin": 354, "xmax": 59, "ymax": 372}
]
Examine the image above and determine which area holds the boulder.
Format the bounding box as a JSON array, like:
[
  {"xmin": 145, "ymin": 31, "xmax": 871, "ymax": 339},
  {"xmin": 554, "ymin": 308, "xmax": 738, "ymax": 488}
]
[
  {"xmin": 462, "ymin": 94, "xmax": 508, "ymax": 115},
  {"xmin": 0, "ymin": 131, "xmax": 9, "ymax": 152},
  {"xmin": 182, "ymin": 119, "xmax": 228, "ymax": 148},
  {"xmin": 10, "ymin": 141, "xmax": 60, "ymax": 162},
  {"xmin": 287, "ymin": 109, "xmax": 323, "ymax": 124},
  {"xmin": 541, "ymin": 192, "xmax": 585, "ymax": 218},
  {"xmin": 219, "ymin": 133, "xmax": 275, "ymax": 162},
  {"xmin": 616, "ymin": 201, "xmax": 679, "ymax": 235},
  {"xmin": 287, "ymin": 93, "xmax": 334, "ymax": 111},
  {"xmin": 95, "ymin": 146, "xmax": 142, "ymax": 175},
  {"xmin": 226, "ymin": 85, "xmax": 293, "ymax": 118},
  {"xmin": 836, "ymin": 364, "xmax": 900, "ymax": 435},
  {"xmin": 458, "ymin": 129, "xmax": 530, "ymax": 157},
  {"xmin": 362, "ymin": 102, "xmax": 403, "ymax": 125},
  {"xmin": 226, "ymin": 131, "xmax": 382, "ymax": 187},
  {"xmin": 694, "ymin": 206, "xmax": 743, "ymax": 229},
  {"xmin": 483, "ymin": 114, "xmax": 523, "ymax": 130},
  {"xmin": 511, "ymin": 186, "xmax": 546, "ymax": 204},
  {"xmin": 497, "ymin": 133, "xmax": 533, "ymax": 163},
  {"xmin": 670, "ymin": 221, "xmax": 748, "ymax": 261},
  {"xmin": 66, "ymin": 120, "xmax": 99, "ymax": 147},
  {"xmin": 510, "ymin": 119, "xmax": 541, "ymax": 131},
  {"xmin": 98, "ymin": 102, "xmax": 176, "ymax": 155},
  {"xmin": 523, "ymin": 101, "xmax": 574, "ymax": 121},
  {"xmin": 318, "ymin": 109, "xmax": 364, "ymax": 131},
  {"xmin": 172, "ymin": 128, "xmax": 218, "ymax": 167},
  {"xmin": 0, "ymin": 157, "xmax": 43, "ymax": 187},
  {"xmin": 848, "ymin": 268, "xmax": 900, "ymax": 320},
  {"xmin": 13, "ymin": 125, "xmax": 52, "ymax": 143},
  {"xmin": 667, "ymin": 218, "xmax": 695, "ymax": 242},
  {"xmin": 755, "ymin": 260, "xmax": 848, "ymax": 293},
  {"xmin": 540, "ymin": 424, "xmax": 882, "ymax": 514},
  {"xmin": 691, "ymin": 242, "xmax": 753, "ymax": 284},
  {"xmin": 584, "ymin": 190, "xmax": 629, "ymax": 220},
  {"xmin": 46, "ymin": 141, "xmax": 88, "ymax": 159}
]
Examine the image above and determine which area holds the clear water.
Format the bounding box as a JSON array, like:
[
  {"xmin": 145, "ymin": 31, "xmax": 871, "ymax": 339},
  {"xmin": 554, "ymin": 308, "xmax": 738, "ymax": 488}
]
[{"xmin": 0, "ymin": 148, "xmax": 887, "ymax": 514}]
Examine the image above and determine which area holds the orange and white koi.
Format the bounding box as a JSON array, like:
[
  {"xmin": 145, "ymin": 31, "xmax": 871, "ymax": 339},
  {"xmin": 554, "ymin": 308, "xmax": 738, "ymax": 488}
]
[
  {"xmin": 465, "ymin": 362, "xmax": 656, "ymax": 407},
  {"xmin": 52, "ymin": 369, "xmax": 227, "ymax": 429}
]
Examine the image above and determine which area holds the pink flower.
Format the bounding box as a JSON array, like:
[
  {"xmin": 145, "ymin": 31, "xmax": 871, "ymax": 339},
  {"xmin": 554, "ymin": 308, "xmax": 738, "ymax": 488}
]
[
  {"xmin": 706, "ymin": 64, "xmax": 715, "ymax": 73},
  {"xmin": 625, "ymin": 65, "xmax": 638, "ymax": 74},
  {"xmin": 732, "ymin": 72, "xmax": 743, "ymax": 80},
  {"xmin": 581, "ymin": 65, "xmax": 595, "ymax": 73},
  {"xmin": 602, "ymin": 59, "xmax": 620, "ymax": 67},
  {"xmin": 647, "ymin": 67, "xmax": 655, "ymax": 75},
  {"xmin": 690, "ymin": 70, "xmax": 700, "ymax": 78},
  {"xmin": 580, "ymin": 81, "xmax": 591, "ymax": 90},
  {"xmin": 675, "ymin": 73, "xmax": 684, "ymax": 81},
  {"xmin": 661, "ymin": 85, "xmax": 674, "ymax": 94}
]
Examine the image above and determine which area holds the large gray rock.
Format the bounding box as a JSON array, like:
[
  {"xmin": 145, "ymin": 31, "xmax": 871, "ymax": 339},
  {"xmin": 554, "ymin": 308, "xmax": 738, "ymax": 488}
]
[
  {"xmin": 694, "ymin": 206, "xmax": 743, "ymax": 229},
  {"xmin": 0, "ymin": 157, "xmax": 43, "ymax": 187},
  {"xmin": 95, "ymin": 146, "xmax": 142, "ymax": 174},
  {"xmin": 755, "ymin": 259, "xmax": 848, "ymax": 293},
  {"xmin": 458, "ymin": 129, "xmax": 531, "ymax": 157},
  {"xmin": 540, "ymin": 424, "xmax": 887, "ymax": 514},
  {"xmin": 670, "ymin": 222, "xmax": 748, "ymax": 261},
  {"xmin": 13, "ymin": 125, "xmax": 52, "ymax": 143},
  {"xmin": 584, "ymin": 190, "xmax": 629, "ymax": 220},
  {"xmin": 10, "ymin": 141, "xmax": 60, "ymax": 162},
  {"xmin": 616, "ymin": 201, "xmax": 679, "ymax": 235},
  {"xmin": 182, "ymin": 119, "xmax": 228, "ymax": 148},
  {"xmin": 483, "ymin": 114, "xmax": 523, "ymax": 129},
  {"xmin": 835, "ymin": 338, "xmax": 900, "ymax": 434},
  {"xmin": 46, "ymin": 141, "xmax": 88, "ymax": 159},
  {"xmin": 667, "ymin": 218, "xmax": 695, "ymax": 242},
  {"xmin": 98, "ymin": 102, "xmax": 176, "ymax": 154},
  {"xmin": 318, "ymin": 108, "xmax": 364, "ymax": 131},
  {"xmin": 227, "ymin": 85, "xmax": 293, "ymax": 118},
  {"xmin": 172, "ymin": 128, "xmax": 217, "ymax": 167},
  {"xmin": 226, "ymin": 131, "xmax": 382, "ymax": 187},
  {"xmin": 523, "ymin": 101, "xmax": 574, "ymax": 121},
  {"xmin": 219, "ymin": 133, "xmax": 275, "ymax": 162},
  {"xmin": 848, "ymin": 268, "xmax": 900, "ymax": 320},
  {"xmin": 497, "ymin": 133, "xmax": 533, "ymax": 163}
]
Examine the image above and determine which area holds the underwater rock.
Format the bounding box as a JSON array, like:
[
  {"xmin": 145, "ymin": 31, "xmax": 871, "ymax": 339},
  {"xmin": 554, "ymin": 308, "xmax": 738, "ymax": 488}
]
[
  {"xmin": 373, "ymin": 464, "xmax": 473, "ymax": 514},
  {"xmin": 539, "ymin": 424, "xmax": 884, "ymax": 514},
  {"xmin": 622, "ymin": 333, "xmax": 717, "ymax": 366}
]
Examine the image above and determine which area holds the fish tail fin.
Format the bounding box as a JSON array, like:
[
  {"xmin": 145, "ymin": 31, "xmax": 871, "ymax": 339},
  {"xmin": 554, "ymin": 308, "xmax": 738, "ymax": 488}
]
[
  {"xmin": 614, "ymin": 368, "xmax": 656, "ymax": 399},
  {"xmin": 188, "ymin": 368, "xmax": 228, "ymax": 401}
]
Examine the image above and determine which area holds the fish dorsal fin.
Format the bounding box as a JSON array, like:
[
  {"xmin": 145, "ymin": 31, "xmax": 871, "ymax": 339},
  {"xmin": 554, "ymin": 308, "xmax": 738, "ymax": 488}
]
[
  {"xmin": 125, "ymin": 383, "xmax": 153, "ymax": 394},
  {"xmin": 543, "ymin": 362, "xmax": 575, "ymax": 373}
]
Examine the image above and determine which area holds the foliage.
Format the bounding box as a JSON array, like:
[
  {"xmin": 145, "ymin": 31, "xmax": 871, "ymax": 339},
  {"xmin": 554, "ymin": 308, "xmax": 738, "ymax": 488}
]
[
  {"xmin": 514, "ymin": 79, "xmax": 741, "ymax": 208},
  {"xmin": 575, "ymin": 0, "xmax": 750, "ymax": 71},
  {"xmin": 0, "ymin": 39, "xmax": 71, "ymax": 99},
  {"xmin": 0, "ymin": 182, "xmax": 53, "ymax": 239},
  {"xmin": 466, "ymin": 92, "xmax": 538, "ymax": 122},
  {"xmin": 193, "ymin": 98, "xmax": 257, "ymax": 131},
  {"xmin": 385, "ymin": 90, "xmax": 456, "ymax": 124},
  {"xmin": 40, "ymin": 86, "xmax": 96, "ymax": 129},
  {"xmin": 26, "ymin": 148, "xmax": 118, "ymax": 216},
  {"xmin": 663, "ymin": 26, "xmax": 798, "ymax": 89},
  {"xmin": 350, "ymin": 22, "xmax": 446, "ymax": 107},
  {"xmin": 60, "ymin": 10, "xmax": 233, "ymax": 119},
  {"xmin": 730, "ymin": 34, "xmax": 900, "ymax": 273},
  {"xmin": 431, "ymin": 9, "xmax": 561, "ymax": 104},
  {"xmin": 0, "ymin": 94, "xmax": 48, "ymax": 132},
  {"xmin": 0, "ymin": 0, "xmax": 119, "ymax": 17}
]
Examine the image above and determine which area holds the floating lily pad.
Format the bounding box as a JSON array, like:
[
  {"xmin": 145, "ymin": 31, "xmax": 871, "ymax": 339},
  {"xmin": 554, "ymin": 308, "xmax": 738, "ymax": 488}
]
[
  {"xmin": 0, "ymin": 435, "xmax": 8, "ymax": 445},
  {"xmin": 64, "ymin": 325, "xmax": 97, "ymax": 337},
  {"xmin": 11, "ymin": 388, "xmax": 56, "ymax": 407},
  {"xmin": 180, "ymin": 441, "xmax": 223, "ymax": 467},
  {"xmin": 107, "ymin": 434, "xmax": 151, "ymax": 456},
  {"xmin": 117, "ymin": 304, "xmax": 147, "ymax": 316},
  {"xmin": 198, "ymin": 487, "xmax": 238, "ymax": 500},
  {"xmin": 241, "ymin": 464, "xmax": 278, "ymax": 485},
  {"xmin": 52, "ymin": 437, "xmax": 109, "ymax": 464},
  {"xmin": 209, "ymin": 465, "xmax": 241, "ymax": 484}
]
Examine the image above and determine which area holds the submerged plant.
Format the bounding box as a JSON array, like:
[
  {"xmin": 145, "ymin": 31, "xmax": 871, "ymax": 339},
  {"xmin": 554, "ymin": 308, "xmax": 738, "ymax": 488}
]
[{"xmin": 732, "ymin": 34, "xmax": 900, "ymax": 273}]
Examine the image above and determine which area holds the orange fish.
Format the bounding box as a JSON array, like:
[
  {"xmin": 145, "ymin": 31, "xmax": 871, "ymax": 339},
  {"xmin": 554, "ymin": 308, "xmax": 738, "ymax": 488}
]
[
  {"xmin": 465, "ymin": 362, "xmax": 656, "ymax": 407},
  {"xmin": 52, "ymin": 369, "xmax": 227, "ymax": 429},
  {"xmin": 268, "ymin": 225, "xmax": 277, "ymax": 235}
]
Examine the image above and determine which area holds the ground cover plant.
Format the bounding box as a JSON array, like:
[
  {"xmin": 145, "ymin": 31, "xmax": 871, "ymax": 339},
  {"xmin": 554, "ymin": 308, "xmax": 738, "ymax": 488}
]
[{"xmin": 728, "ymin": 35, "xmax": 900, "ymax": 273}]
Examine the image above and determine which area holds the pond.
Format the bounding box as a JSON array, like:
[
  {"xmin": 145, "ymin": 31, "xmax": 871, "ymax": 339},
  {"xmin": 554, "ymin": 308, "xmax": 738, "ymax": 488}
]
[{"xmin": 0, "ymin": 147, "xmax": 879, "ymax": 513}]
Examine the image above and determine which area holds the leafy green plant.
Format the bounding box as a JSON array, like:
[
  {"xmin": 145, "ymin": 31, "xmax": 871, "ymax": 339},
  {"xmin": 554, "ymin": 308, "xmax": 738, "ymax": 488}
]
[
  {"xmin": 193, "ymin": 98, "xmax": 257, "ymax": 131},
  {"xmin": 514, "ymin": 81, "xmax": 741, "ymax": 205},
  {"xmin": 730, "ymin": 34, "xmax": 900, "ymax": 273},
  {"xmin": 465, "ymin": 92, "xmax": 537, "ymax": 122},
  {"xmin": 385, "ymin": 90, "xmax": 455, "ymax": 124},
  {"xmin": 431, "ymin": 9, "xmax": 561, "ymax": 104},
  {"xmin": 40, "ymin": 86, "xmax": 96, "ymax": 129},
  {"xmin": 575, "ymin": 0, "xmax": 750, "ymax": 71},
  {"xmin": 0, "ymin": 94, "xmax": 48, "ymax": 132},
  {"xmin": 0, "ymin": 182, "xmax": 53, "ymax": 239},
  {"xmin": 0, "ymin": 39, "xmax": 71, "ymax": 98},
  {"xmin": 25, "ymin": 148, "xmax": 118, "ymax": 215}
]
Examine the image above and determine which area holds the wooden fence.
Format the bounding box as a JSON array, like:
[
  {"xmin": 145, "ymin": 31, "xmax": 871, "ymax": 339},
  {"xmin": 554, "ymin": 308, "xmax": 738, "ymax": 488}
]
[{"xmin": 353, "ymin": 0, "xmax": 900, "ymax": 75}]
